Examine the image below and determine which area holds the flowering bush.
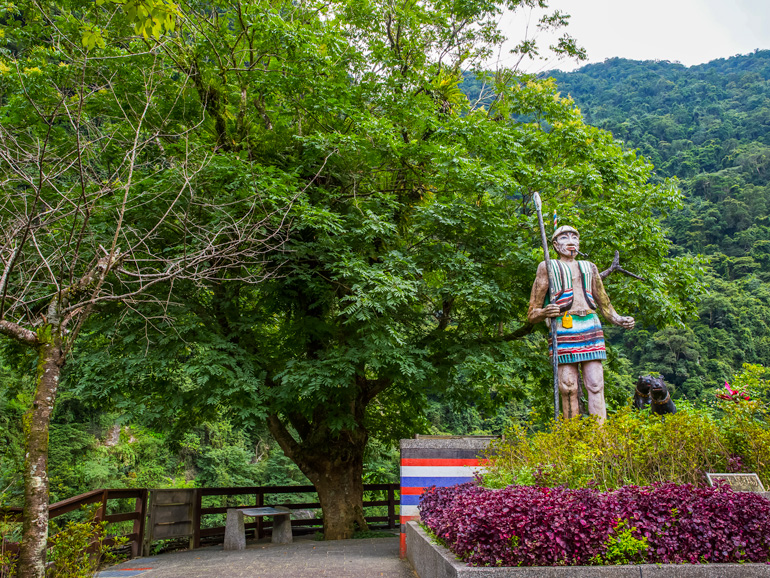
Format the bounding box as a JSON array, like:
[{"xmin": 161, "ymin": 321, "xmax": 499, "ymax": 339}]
[
  {"xmin": 419, "ymin": 482, "xmax": 770, "ymax": 566},
  {"xmin": 716, "ymin": 365, "xmax": 770, "ymax": 484},
  {"xmin": 716, "ymin": 381, "xmax": 750, "ymax": 402}
]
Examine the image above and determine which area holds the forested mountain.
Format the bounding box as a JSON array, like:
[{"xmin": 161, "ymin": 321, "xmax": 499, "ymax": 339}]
[{"xmin": 549, "ymin": 51, "xmax": 770, "ymax": 400}]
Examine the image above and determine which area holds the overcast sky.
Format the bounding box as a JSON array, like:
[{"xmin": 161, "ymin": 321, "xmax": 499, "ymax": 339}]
[{"xmin": 495, "ymin": 0, "xmax": 770, "ymax": 72}]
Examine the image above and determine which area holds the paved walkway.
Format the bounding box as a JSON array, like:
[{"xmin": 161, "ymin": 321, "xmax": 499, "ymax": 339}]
[{"xmin": 97, "ymin": 535, "xmax": 417, "ymax": 578}]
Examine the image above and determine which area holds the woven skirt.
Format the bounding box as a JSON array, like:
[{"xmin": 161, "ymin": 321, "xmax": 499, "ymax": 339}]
[{"xmin": 548, "ymin": 313, "xmax": 607, "ymax": 364}]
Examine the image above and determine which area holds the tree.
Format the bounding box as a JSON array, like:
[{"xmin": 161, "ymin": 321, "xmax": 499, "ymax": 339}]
[
  {"xmin": 65, "ymin": 0, "xmax": 704, "ymax": 541},
  {"xmin": 0, "ymin": 2, "xmax": 289, "ymax": 574}
]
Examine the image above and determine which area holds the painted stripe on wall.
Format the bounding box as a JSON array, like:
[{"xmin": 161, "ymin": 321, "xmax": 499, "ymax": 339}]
[
  {"xmin": 399, "ymin": 438, "xmax": 494, "ymax": 559},
  {"xmin": 401, "ymin": 494, "xmax": 436, "ymax": 507},
  {"xmin": 400, "ymin": 505, "xmax": 419, "ymax": 516},
  {"xmin": 401, "ymin": 458, "xmax": 484, "ymax": 467},
  {"xmin": 399, "ymin": 514, "xmax": 417, "ymax": 558},
  {"xmin": 400, "ymin": 476, "xmax": 476, "ymax": 487},
  {"xmin": 401, "ymin": 465, "xmax": 484, "ymax": 478}
]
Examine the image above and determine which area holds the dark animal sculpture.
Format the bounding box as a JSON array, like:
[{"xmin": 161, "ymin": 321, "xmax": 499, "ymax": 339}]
[
  {"xmin": 635, "ymin": 375, "xmax": 677, "ymax": 415},
  {"xmin": 633, "ymin": 375, "xmax": 653, "ymax": 410}
]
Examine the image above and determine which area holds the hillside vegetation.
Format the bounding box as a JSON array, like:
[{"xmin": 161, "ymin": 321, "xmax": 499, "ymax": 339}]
[{"xmin": 548, "ymin": 51, "xmax": 770, "ymax": 400}]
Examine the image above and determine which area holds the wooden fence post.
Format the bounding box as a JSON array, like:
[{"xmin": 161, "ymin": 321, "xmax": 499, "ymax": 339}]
[
  {"xmin": 387, "ymin": 484, "xmax": 396, "ymax": 529},
  {"xmin": 256, "ymin": 489, "xmax": 264, "ymax": 540},
  {"xmin": 98, "ymin": 489, "xmax": 109, "ymax": 522},
  {"xmin": 193, "ymin": 488, "xmax": 202, "ymax": 549},
  {"xmin": 86, "ymin": 489, "xmax": 111, "ymax": 557},
  {"xmin": 132, "ymin": 489, "xmax": 148, "ymax": 558}
]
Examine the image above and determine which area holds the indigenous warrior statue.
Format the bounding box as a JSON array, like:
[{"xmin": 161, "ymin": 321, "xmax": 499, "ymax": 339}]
[{"xmin": 527, "ymin": 226, "xmax": 635, "ymax": 422}]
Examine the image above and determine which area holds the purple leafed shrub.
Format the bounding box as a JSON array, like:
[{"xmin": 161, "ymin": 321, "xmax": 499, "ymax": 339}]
[{"xmin": 419, "ymin": 482, "xmax": 770, "ymax": 566}]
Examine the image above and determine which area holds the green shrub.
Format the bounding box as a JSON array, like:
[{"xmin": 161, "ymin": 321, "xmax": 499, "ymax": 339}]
[
  {"xmin": 0, "ymin": 515, "xmax": 17, "ymax": 578},
  {"xmin": 47, "ymin": 505, "xmax": 126, "ymax": 578},
  {"xmin": 591, "ymin": 519, "xmax": 648, "ymax": 565},
  {"xmin": 484, "ymin": 395, "xmax": 770, "ymax": 490}
]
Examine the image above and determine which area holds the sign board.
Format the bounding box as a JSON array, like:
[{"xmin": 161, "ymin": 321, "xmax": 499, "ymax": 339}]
[{"xmin": 706, "ymin": 472, "xmax": 766, "ymax": 492}]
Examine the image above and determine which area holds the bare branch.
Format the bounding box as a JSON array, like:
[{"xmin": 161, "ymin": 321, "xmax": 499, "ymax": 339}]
[
  {"xmin": 0, "ymin": 320, "xmax": 38, "ymax": 346},
  {"xmin": 600, "ymin": 251, "xmax": 645, "ymax": 281}
]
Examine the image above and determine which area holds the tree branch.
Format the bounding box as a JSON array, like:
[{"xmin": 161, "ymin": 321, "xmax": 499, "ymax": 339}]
[
  {"xmin": 489, "ymin": 323, "xmax": 535, "ymax": 342},
  {"xmin": 600, "ymin": 250, "xmax": 645, "ymax": 281},
  {"xmin": 436, "ymin": 297, "xmax": 454, "ymax": 331},
  {"xmin": 287, "ymin": 411, "xmax": 312, "ymax": 440},
  {"xmin": 64, "ymin": 249, "xmax": 124, "ymax": 347},
  {"xmin": 266, "ymin": 413, "xmax": 302, "ymax": 463},
  {"xmin": 361, "ymin": 376, "xmax": 392, "ymax": 405},
  {"xmin": 0, "ymin": 320, "xmax": 38, "ymax": 346}
]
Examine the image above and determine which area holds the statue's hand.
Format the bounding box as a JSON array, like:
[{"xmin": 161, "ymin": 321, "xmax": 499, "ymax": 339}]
[
  {"xmin": 618, "ymin": 316, "xmax": 635, "ymax": 330},
  {"xmin": 543, "ymin": 304, "xmax": 561, "ymax": 318}
]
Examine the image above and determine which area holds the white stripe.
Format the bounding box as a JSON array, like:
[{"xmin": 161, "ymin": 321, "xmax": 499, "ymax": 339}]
[
  {"xmin": 400, "ymin": 465, "xmax": 486, "ymax": 478},
  {"xmin": 579, "ymin": 260, "xmax": 592, "ymax": 294},
  {"xmin": 400, "ymin": 505, "xmax": 420, "ymax": 516}
]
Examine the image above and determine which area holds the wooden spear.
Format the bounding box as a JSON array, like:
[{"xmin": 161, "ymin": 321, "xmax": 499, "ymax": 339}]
[{"xmin": 533, "ymin": 192, "xmax": 560, "ymax": 420}]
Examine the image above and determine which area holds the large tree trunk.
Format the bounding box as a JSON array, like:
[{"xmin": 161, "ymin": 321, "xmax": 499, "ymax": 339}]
[
  {"xmin": 312, "ymin": 448, "xmax": 368, "ymax": 540},
  {"xmin": 266, "ymin": 414, "xmax": 369, "ymax": 540},
  {"xmin": 18, "ymin": 328, "xmax": 64, "ymax": 578}
]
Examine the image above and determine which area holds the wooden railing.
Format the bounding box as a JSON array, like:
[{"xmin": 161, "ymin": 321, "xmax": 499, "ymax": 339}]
[
  {"xmin": 1, "ymin": 488, "xmax": 148, "ymax": 558},
  {"xmin": 194, "ymin": 483, "xmax": 399, "ymax": 547},
  {"xmin": 1, "ymin": 483, "xmax": 399, "ymax": 558}
]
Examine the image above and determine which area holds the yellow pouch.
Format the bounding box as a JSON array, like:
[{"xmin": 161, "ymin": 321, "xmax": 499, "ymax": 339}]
[{"xmin": 562, "ymin": 313, "xmax": 573, "ymax": 328}]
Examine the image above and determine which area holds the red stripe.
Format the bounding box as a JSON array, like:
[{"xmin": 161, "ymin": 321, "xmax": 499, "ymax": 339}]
[
  {"xmin": 552, "ymin": 335, "xmax": 604, "ymax": 344},
  {"xmin": 401, "ymin": 487, "xmax": 424, "ymax": 495},
  {"xmin": 557, "ymin": 331, "xmax": 604, "ymax": 339},
  {"xmin": 400, "ymin": 458, "xmax": 485, "ymax": 467},
  {"xmin": 550, "ymin": 332, "xmax": 604, "ymax": 343}
]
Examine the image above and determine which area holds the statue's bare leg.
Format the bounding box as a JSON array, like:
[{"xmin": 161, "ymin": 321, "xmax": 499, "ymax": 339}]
[
  {"xmin": 557, "ymin": 363, "xmax": 580, "ymax": 419},
  {"xmin": 582, "ymin": 360, "xmax": 606, "ymax": 423}
]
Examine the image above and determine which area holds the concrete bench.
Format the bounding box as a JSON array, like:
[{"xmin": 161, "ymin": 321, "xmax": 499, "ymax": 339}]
[{"xmin": 223, "ymin": 506, "xmax": 292, "ymax": 550}]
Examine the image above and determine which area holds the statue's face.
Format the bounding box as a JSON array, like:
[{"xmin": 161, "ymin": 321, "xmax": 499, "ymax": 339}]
[{"xmin": 553, "ymin": 230, "xmax": 579, "ymax": 258}]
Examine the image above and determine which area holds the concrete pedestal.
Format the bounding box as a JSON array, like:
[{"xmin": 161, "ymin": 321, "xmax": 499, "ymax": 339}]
[
  {"xmin": 269, "ymin": 507, "xmax": 293, "ymax": 544},
  {"xmin": 223, "ymin": 509, "xmax": 246, "ymax": 551},
  {"xmin": 223, "ymin": 506, "xmax": 293, "ymax": 550}
]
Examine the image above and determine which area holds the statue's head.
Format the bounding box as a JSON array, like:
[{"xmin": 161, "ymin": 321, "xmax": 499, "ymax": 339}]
[{"xmin": 551, "ymin": 225, "xmax": 579, "ymax": 258}]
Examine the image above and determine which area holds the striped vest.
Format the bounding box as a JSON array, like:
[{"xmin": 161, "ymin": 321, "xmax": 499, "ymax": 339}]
[{"xmin": 545, "ymin": 260, "xmax": 597, "ymax": 312}]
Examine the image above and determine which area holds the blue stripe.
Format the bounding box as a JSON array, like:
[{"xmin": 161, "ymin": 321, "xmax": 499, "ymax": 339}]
[
  {"xmin": 559, "ymin": 353, "xmax": 606, "ymax": 360},
  {"xmin": 550, "ymin": 339, "xmax": 605, "ymax": 349},
  {"xmin": 401, "ymin": 476, "xmax": 475, "ymax": 487},
  {"xmin": 401, "ymin": 495, "xmax": 423, "ymax": 506}
]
